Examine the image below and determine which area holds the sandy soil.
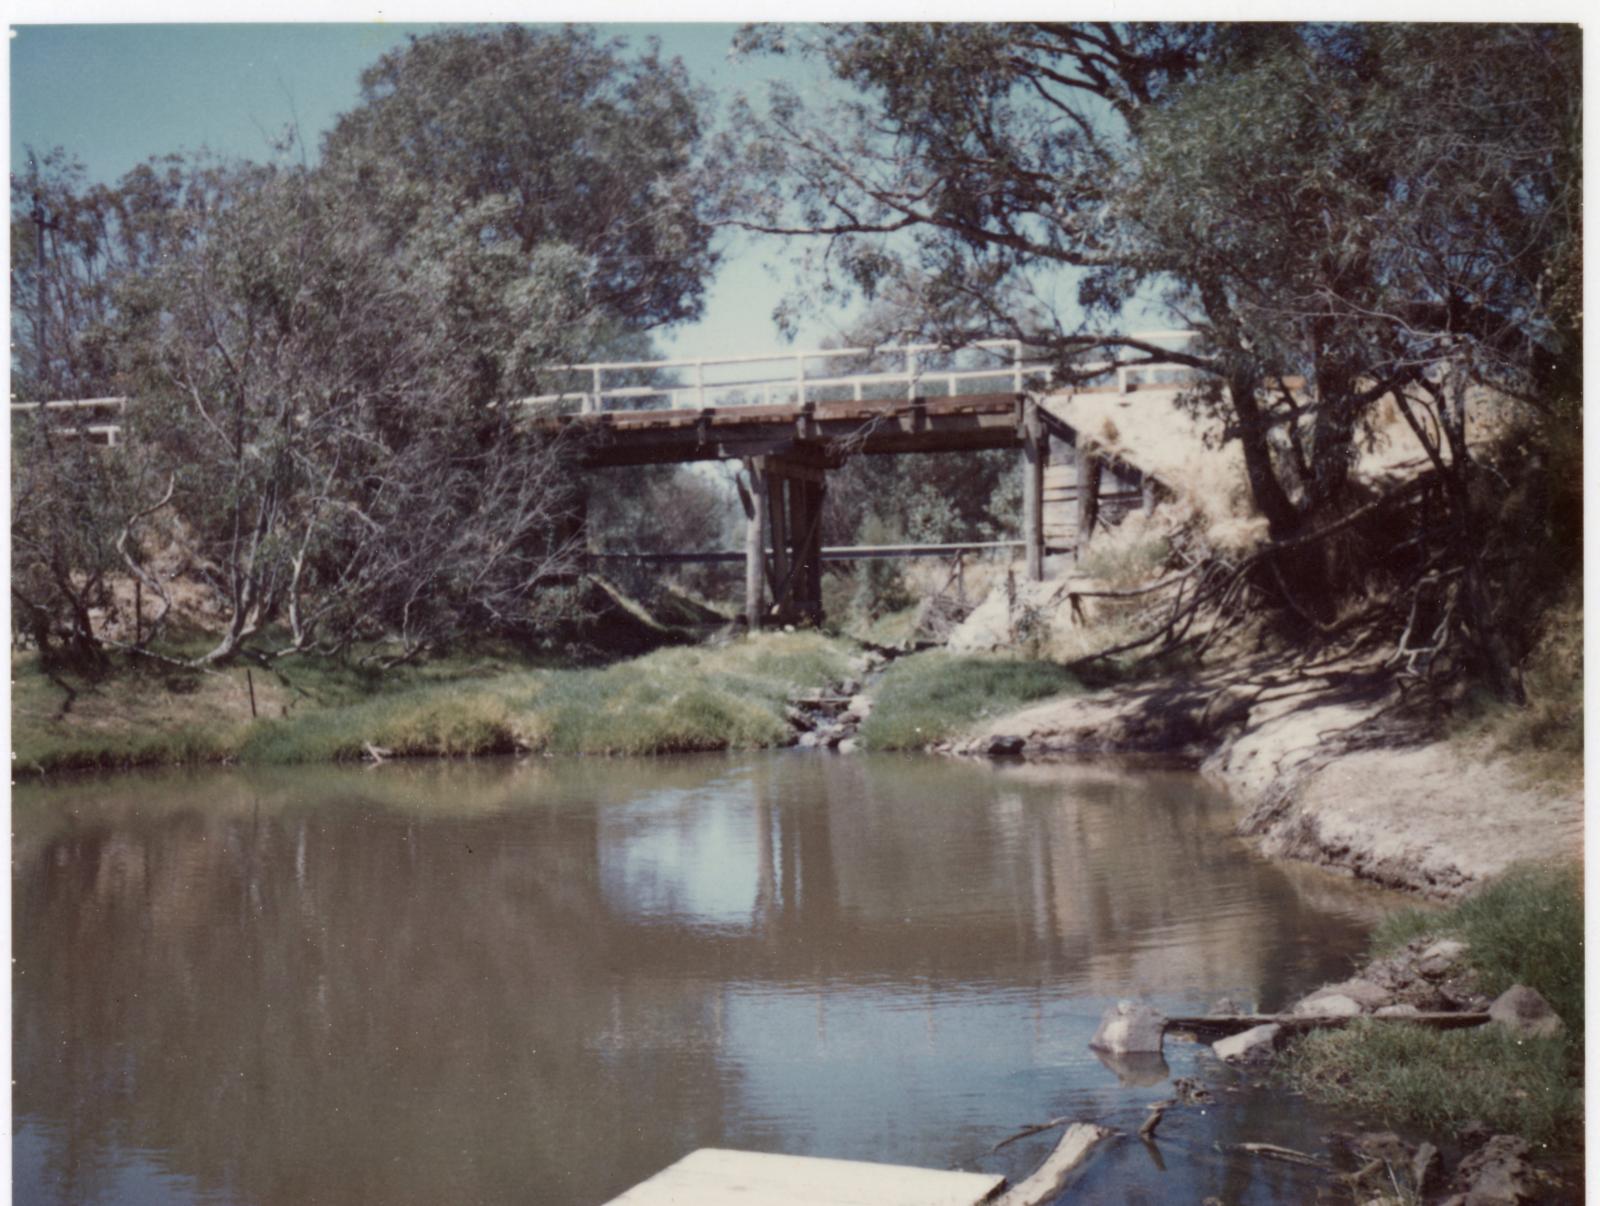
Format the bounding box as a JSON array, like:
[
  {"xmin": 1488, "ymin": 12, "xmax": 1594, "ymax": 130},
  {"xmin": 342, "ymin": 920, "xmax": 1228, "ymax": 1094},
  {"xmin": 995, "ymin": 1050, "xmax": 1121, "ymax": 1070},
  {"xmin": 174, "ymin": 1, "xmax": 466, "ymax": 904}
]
[{"xmin": 954, "ymin": 651, "xmax": 1582, "ymax": 899}]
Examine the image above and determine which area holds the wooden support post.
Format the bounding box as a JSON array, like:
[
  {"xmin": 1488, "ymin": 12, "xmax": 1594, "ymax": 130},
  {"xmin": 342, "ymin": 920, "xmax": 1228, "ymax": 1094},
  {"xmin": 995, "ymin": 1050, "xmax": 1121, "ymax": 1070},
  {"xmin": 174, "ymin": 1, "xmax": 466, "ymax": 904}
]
[
  {"xmin": 804, "ymin": 478, "xmax": 825, "ymax": 624},
  {"xmin": 787, "ymin": 474, "xmax": 811, "ymax": 622},
  {"xmin": 745, "ymin": 460, "xmax": 768, "ymax": 629},
  {"xmin": 768, "ymin": 470, "xmax": 790, "ymax": 619},
  {"xmin": 1076, "ymin": 451, "xmax": 1103, "ymax": 559},
  {"xmin": 1021, "ymin": 402, "xmax": 1046, "ymax": 582},
  {"xmin": 1142, "ymin": 474, "xmax": 1160, "ymax": 515}
]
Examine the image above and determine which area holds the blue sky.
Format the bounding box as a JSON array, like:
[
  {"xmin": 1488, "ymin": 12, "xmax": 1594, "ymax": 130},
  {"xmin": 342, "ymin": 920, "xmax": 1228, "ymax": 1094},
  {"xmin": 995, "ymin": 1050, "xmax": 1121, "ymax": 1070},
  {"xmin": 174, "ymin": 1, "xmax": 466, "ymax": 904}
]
[{"xmin": 9, "ymin": 22, "xmax": 862, "ymax": 362}]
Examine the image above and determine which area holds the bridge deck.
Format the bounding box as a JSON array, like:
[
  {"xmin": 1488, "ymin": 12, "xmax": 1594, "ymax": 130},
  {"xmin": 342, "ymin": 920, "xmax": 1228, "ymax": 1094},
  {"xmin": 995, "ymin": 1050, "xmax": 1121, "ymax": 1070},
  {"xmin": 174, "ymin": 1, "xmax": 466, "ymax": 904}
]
[{"xmin": 537, "ymin": 391, "xmax": 1034, "ymax": 467}]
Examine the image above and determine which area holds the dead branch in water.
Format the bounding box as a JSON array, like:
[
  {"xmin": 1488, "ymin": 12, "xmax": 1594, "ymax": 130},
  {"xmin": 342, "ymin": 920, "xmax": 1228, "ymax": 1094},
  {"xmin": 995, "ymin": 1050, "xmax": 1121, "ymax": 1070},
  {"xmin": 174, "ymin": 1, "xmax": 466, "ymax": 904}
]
[
  {"xmin": 996, "ymin": 1122, "xmax": 1113, "ymax": 1206},
  {"xmin": 987, "ymin": 1116, "xmax": 1073, "ymax": 1155},
  {"xmin": 1228, "ymin": 1142, "xmax": 1334, "ymax": 1171},
  {"xmin": 1138, "ymin": 1101, "xmax": 1173, "ymax": 1142}
]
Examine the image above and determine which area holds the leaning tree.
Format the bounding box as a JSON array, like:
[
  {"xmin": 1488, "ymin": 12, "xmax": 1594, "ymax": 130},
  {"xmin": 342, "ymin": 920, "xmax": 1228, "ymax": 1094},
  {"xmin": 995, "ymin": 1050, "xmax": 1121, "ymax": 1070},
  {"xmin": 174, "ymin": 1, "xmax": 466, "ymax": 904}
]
[{"xmin": 727, "ymin": 22, "xmax": 1581, "ymax": 690}]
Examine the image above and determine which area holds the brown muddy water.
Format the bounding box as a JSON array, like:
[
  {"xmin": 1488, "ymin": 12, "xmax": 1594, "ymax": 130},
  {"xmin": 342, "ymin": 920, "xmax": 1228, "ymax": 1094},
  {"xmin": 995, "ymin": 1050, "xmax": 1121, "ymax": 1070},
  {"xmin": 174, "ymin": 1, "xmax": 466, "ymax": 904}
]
[{"xmin": 14, "ymin": 752, "xmax": 1409, "ymax": 1206}]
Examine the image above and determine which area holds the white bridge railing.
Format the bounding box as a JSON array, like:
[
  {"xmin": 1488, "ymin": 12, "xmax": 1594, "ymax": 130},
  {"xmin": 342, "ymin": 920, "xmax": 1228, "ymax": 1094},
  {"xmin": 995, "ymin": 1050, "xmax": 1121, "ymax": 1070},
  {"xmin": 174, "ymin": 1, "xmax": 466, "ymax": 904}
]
[
  {"xmin": 8, "ymin": 396, "xmax": 129, "ymax": 445},
  {"xmin": 9, "ymin": 332, "xmax": 1199, "ymax": 439},
  {"xmin": 518, "ymin": 331, "xmax": 1197, "ymax": 415}
]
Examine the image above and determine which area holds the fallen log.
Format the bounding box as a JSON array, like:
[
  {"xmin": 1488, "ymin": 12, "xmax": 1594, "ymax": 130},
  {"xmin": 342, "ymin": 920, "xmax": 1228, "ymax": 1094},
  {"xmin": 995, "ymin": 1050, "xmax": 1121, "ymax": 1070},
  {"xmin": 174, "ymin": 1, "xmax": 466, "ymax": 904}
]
[
  {"xmin": 987, "ymin": 1116, "xmax": 1072, "ymax": 1156},
  {"xmin": 1228, "ymin": 1142, "xmax": 1335, "ymax": 1171},
  {"xmin": 1165, "ymin": 1011, "xmax": 1490, "ymax": 1038},
  {"xmin": 995, "ymin": 1122, "xmax": 1112, "ymax": 1205}
]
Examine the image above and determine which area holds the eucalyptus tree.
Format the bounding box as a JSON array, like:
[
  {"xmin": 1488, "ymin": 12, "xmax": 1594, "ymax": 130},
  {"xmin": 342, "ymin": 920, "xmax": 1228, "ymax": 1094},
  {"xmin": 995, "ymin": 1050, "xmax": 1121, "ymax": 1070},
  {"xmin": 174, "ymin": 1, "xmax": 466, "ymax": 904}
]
[
  {"xmin": 729, "ymin": 22, "xmax": 1579, "ymax": 688},
  {"xmin": 321, "ymin": 24, "xmax": 717, "ymax": 333},
  {"xmin": 728, "ymin": 23, "xmax": 1578, "ymax": 531},
  {"xmin": 15, "ymin": 24, "xmax": 724, "ymax": 666}
]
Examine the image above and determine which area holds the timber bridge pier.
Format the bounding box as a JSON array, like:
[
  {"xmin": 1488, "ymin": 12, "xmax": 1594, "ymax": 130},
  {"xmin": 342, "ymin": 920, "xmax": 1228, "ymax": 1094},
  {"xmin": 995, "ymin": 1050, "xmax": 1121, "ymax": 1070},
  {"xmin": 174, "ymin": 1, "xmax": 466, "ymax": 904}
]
[{"xmin": 14, "ymin": 334, "xmax": 1195, "ymax": 629}]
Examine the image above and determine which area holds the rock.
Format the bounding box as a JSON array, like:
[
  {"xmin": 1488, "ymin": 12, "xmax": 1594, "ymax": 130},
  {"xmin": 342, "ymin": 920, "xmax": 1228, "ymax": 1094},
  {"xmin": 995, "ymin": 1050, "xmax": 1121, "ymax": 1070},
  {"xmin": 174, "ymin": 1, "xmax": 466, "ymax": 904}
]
[
  {"xmin": 1451, "ymin": 1134, "xmax": 1535, "ymax": 1204},
  {"xmin": 784, "ymin": 705, "xmax": 815, "ymax": 731},
  {"xmin": 1212, "ymin": 1023, "xmax": 1281, "ymax": 1064},
  {"xmin": 1487, "ymin": 985, "xmax": 1564, "ymax": 1039},
  {"xmin": 822, "ymin": 727, "xmax": 847, "ymax": 749},
  {"xmin": 838, "ymin": 678, "xmax": 861, "ymax": 697},
  {"xmin": 1089, "ymin": 1000, "xmax": 1167, "ymax": 1055},
  {"xmin": 796, "ymin": 731, "xmax": 822, "ymax": 749},
  {"xmin": 1208, "ymin": 996, "xmax": 1244, "ymax": 1016},
  {"xmin": 1440, "ymin": 982, "xmax": 1493, "ymax": 1012},
  {"xmin": 837, "ymin": 738, "xmax": 860, "ymax": 755},
  {"xmin": 1416, "ymin": 938, "xmax": 1470, "ymax": 978},
  {"xmin": 1412, "ymin": 1141, "xmax": 1441, "ymax": 1195},
  {"xmin": 984, "ymin": 734, "xmax": 1026, "ymax": 757},
  {"xmin": 1171, "ymin": 1076, "xmax": 1214, "ymax": 1105},
  {"xmin": 1374, "ymin": 1003, "xmax": 1422, "ymax": 1018},
  {"xmin": 1317, "ymin": 978, "xmax": 1392, "ymax": 1011},
  {"xmin": 1457, "ymin": 1120, "xmax": 1493, "ymax": 1150},
  {"xmin": 1291, "ymin": 992, "xmax": 1363, "ymax": 1019},
  {"xmin": 847, "ymin": 693, "xmax": 874, "ymax": 718}
]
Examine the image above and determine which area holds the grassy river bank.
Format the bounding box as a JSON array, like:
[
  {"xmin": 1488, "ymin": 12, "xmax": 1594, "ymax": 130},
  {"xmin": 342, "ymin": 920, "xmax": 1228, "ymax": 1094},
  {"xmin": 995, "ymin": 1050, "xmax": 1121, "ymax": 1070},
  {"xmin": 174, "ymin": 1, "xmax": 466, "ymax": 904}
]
[{"xmin": 12, "ymin": 632, "xmax": 855, "ymax": 774}]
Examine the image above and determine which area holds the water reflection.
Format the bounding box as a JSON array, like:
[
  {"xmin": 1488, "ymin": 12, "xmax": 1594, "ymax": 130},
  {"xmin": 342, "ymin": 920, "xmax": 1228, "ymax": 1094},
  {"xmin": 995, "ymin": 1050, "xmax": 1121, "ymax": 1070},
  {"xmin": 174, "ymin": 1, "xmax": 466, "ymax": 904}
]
[{"xmin": 15, "ymin": 753, "xmax": 1400, "ymax": 1205}]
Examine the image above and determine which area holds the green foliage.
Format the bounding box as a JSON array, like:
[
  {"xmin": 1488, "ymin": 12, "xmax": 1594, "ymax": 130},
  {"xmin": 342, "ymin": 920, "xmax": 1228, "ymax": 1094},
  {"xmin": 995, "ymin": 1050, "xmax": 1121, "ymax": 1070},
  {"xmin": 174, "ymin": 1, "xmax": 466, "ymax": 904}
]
[
  {"xmin": 586, "ymin": 464, "xmax": 742, "ymax": 604},
  {"xmin": 822, "ymin": 446, "xmax": 1019, "ymax": 629},
  {"xmin": 1371, "ymin": 862, "xmax": 1584, "ymax": 1034},
  {"xmin": 859, "ymin": 651, "xmax": 1081, "ymax": 749},
  {"xmin": 1286, "ymin": 1022, "xmax": 1578, "ymax": 1146},
  {"xmin": 845, "ymin": 515, "xmax": 916, "ymax": 619},
  {"xmin": 323, "ymin": 25, "xmax": 715, "ymax": 329},
  {"xmin": 824, "ymin": 447, "xmax": 1019, "ymax": 550}
]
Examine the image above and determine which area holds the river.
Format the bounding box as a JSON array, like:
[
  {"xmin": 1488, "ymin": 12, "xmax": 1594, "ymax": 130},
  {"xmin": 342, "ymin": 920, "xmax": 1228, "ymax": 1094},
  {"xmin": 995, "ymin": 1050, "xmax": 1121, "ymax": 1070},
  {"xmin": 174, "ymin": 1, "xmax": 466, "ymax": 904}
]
[{"xmin": 14, "ymin": 752, "xmax": 1406, "ymax": 1205}]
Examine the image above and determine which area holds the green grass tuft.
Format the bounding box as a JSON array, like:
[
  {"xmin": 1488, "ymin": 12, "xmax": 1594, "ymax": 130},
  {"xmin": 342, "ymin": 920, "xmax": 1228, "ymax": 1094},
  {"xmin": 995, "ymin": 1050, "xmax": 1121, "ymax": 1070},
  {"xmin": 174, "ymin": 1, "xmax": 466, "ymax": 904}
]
[
  {"xmin": 858, "ymin": 651, "xmax": 1081, "ymax": 750},
  {"xmin": 1286, "ymin": 1022, "xmax": 1579, "ymax": 1146}
]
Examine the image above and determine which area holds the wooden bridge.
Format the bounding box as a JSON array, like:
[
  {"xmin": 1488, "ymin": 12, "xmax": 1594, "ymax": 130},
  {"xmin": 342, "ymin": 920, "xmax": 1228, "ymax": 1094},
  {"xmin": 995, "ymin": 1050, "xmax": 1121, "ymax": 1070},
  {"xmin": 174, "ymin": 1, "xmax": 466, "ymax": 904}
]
[
  {"xmin": 13, "ymin": 335, "xmax": 1192, "ymax": 630},
  {"xmin": 522, "ymin": 339, "xmax": 1185, "ymax": 626}
]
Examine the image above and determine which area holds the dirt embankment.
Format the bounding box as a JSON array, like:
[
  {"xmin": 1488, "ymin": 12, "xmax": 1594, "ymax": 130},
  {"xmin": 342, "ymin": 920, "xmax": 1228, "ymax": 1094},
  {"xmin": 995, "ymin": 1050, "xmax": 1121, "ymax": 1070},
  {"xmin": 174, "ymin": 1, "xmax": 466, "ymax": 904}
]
[{"xmin": 951, "ymin": 653, "xmax": 1582, "ymax": 899}]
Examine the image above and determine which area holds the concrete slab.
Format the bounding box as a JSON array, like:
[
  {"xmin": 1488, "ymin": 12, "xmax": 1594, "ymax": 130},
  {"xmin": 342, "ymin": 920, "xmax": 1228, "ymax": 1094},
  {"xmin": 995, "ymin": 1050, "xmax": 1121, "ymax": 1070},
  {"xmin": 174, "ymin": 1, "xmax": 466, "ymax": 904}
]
[{"xmin": 604, "ymin": 1148, "xmax": 1006, "ymax": 1205}]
